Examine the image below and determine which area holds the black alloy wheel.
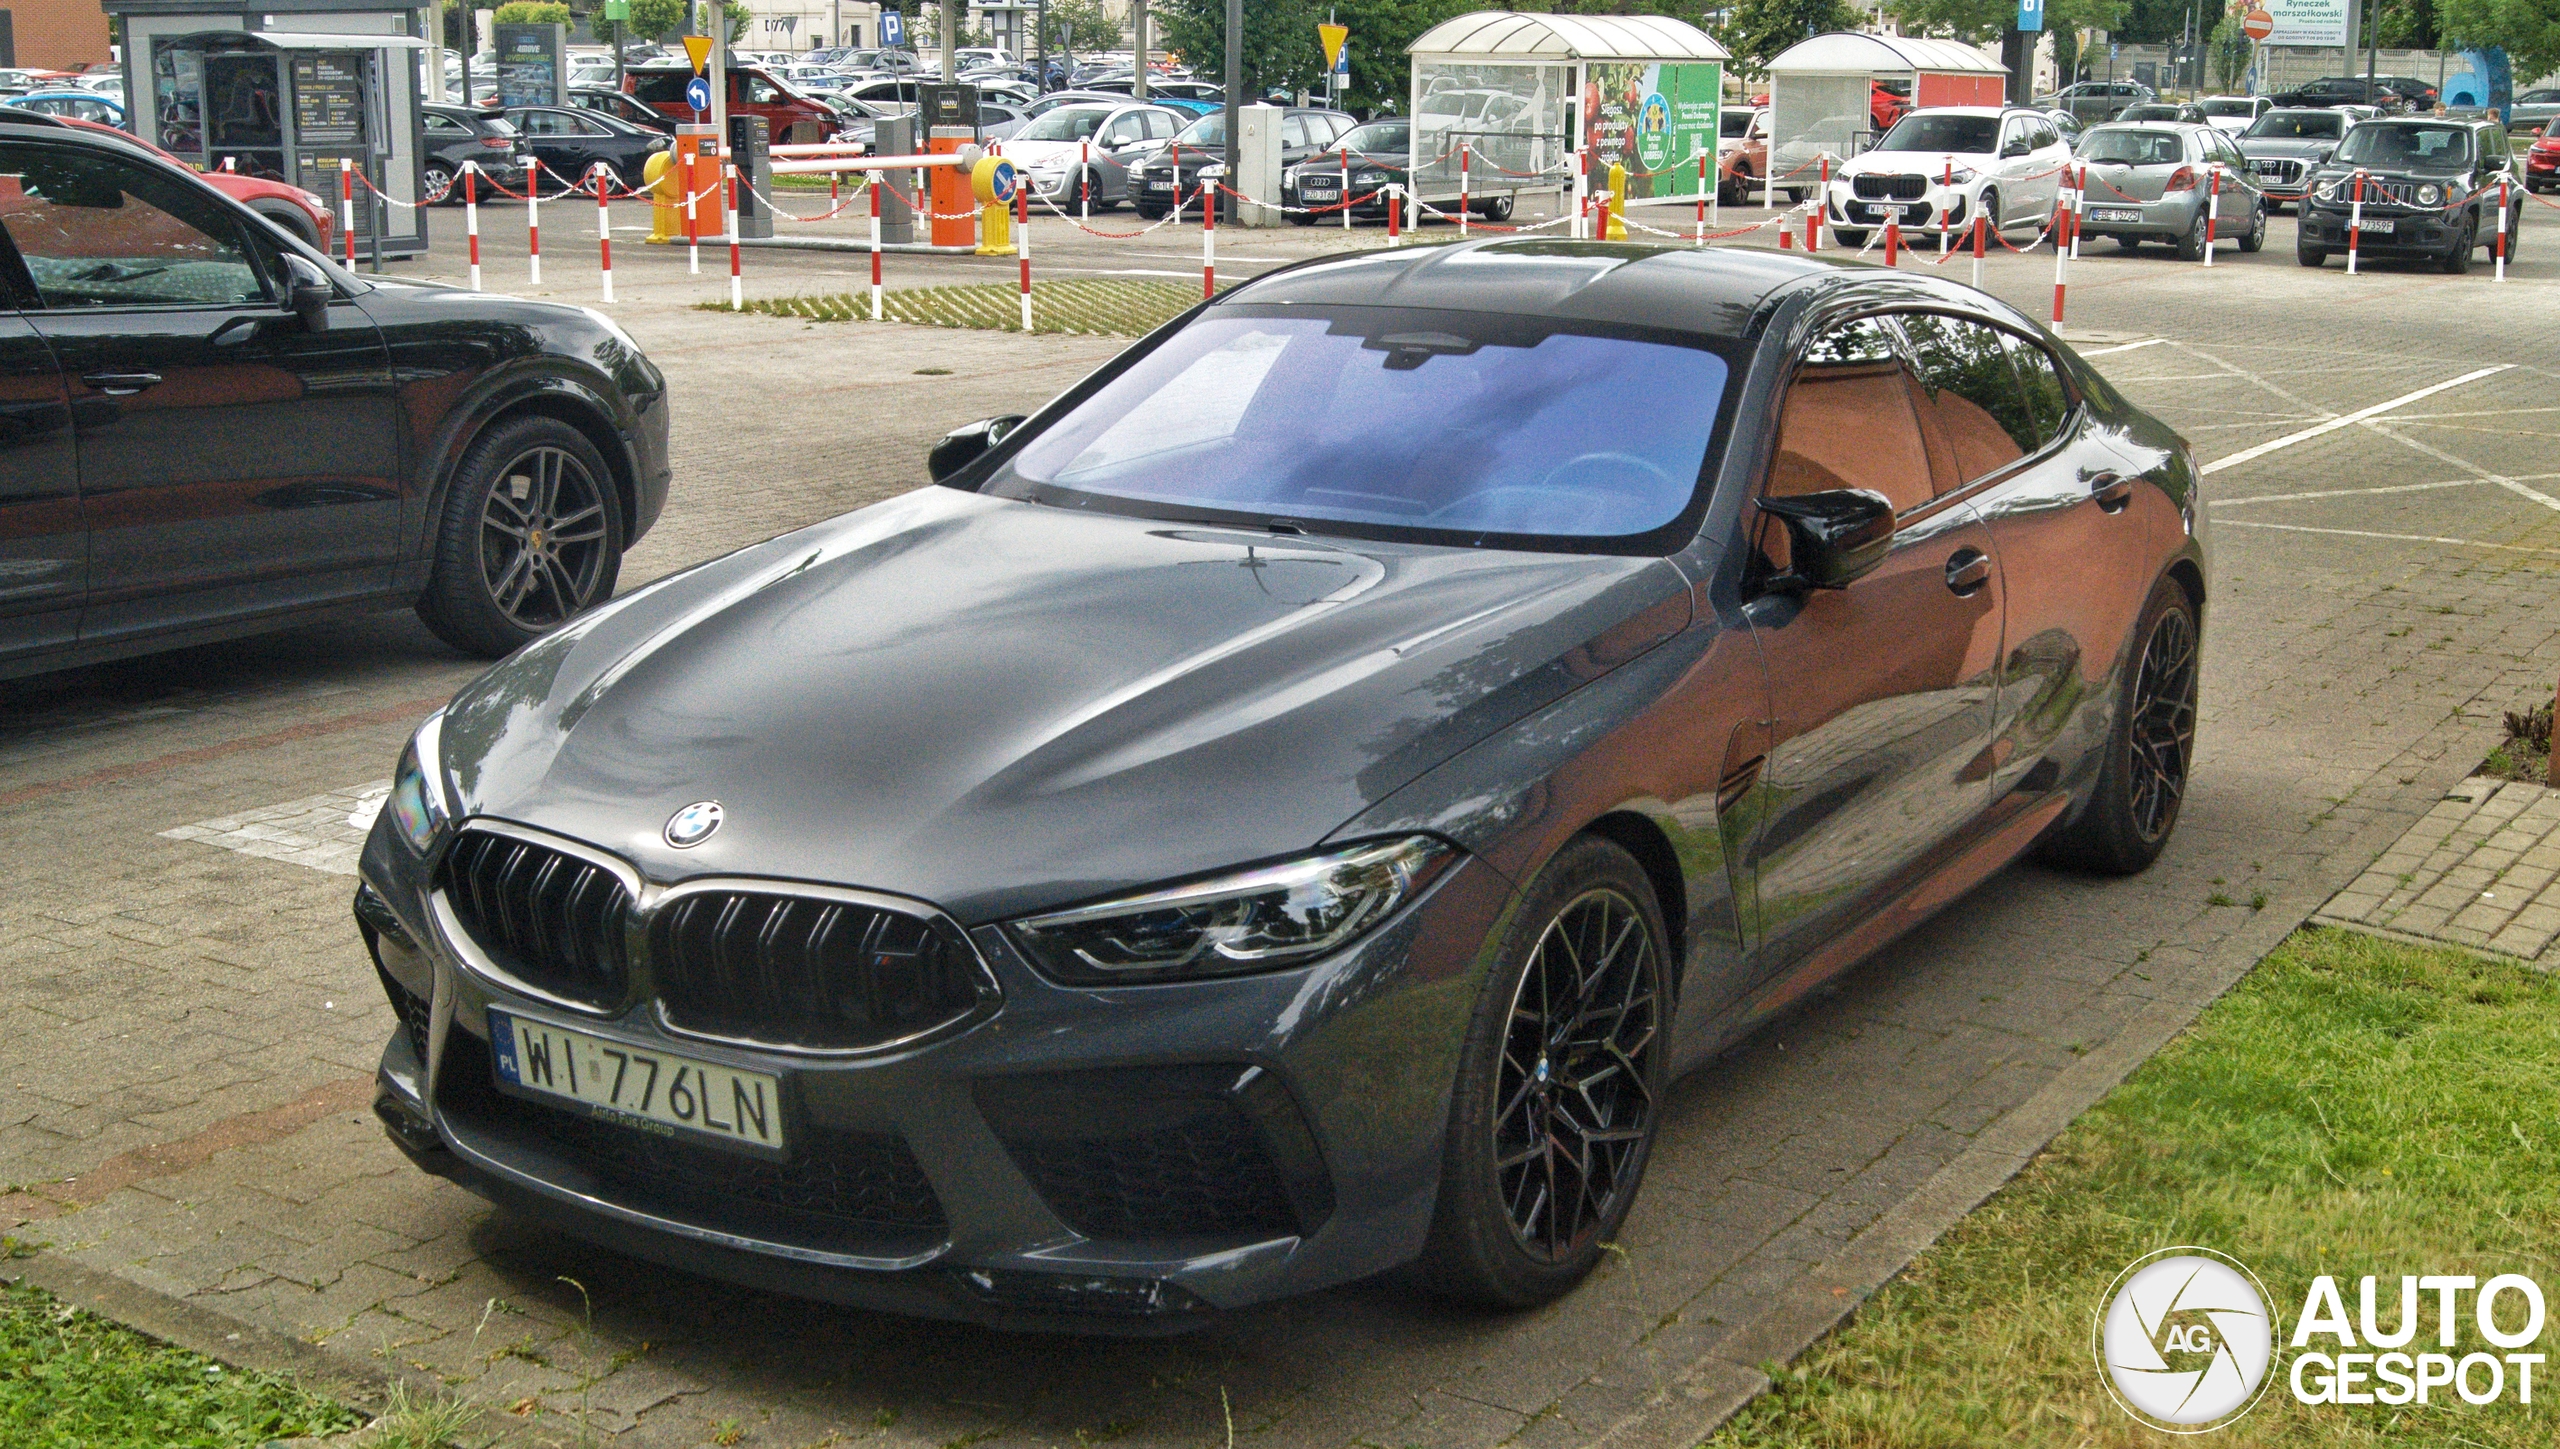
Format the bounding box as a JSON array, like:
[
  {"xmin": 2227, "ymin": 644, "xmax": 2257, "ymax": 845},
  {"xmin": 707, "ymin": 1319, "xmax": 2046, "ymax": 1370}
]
[
  {"xmin": 1415, "ymin": 835, "xmax": 1667, "ymax": 1307},
  {"xmin": 1477, "ymin": 193, "xmax": 1515, "ymax": 222},
  {"xmin": 418, "ymin": 416, "xmax": 624, "ymax": 657},
  {"xmin": 2238, "ymin": 199, "xmax": 2266, "ymax": 252},
  {"xmin": 1492, "ymin": 887, "xmax": 1660, "ymax": 1262},
  {"xmin": 2043, "ymin": 576, "xmax": 2199, "ymax": 873},
  {"xmin": 2124, "ymin": 602, "xmax": 2199, "ymax": 845},
  {"xmin": 2442, "ymin": 211, "xmax": 2478, "ymax": 272}
]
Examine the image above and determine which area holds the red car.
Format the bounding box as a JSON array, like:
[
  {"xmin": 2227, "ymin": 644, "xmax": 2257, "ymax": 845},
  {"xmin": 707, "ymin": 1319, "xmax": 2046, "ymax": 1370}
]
[
  {"xmin": 37, "ymin": 111, "xmax": 335, "ymax": 247},
  {"xmin": 2529, "ymin": 130, "xmax": 2560, "ymax": 194},
  {"xmin": 624, "ymin": 65, "xmax": 837, "ymax": 145}
]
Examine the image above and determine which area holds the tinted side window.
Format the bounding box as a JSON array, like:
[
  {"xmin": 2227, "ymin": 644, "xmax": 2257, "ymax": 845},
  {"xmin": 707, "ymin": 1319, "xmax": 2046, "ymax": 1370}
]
[
  {"xmin": 0, "ymin": 144, "xmax": 266, "ymax": 308},
  {"xmin": 1768, "ymin": 316, "xmax": 1935, "ymax": 517},
  {"xmin": 1898, "ymin": 314, "xmax": 2035, "ymax": 487},
  {"xmin": 2005, "ymin": 334, "xmax": 2072, "ymax": 447},
  {"xmin": 1282, "ymin": 114, "xmax": 1310, "ymax": 147}
]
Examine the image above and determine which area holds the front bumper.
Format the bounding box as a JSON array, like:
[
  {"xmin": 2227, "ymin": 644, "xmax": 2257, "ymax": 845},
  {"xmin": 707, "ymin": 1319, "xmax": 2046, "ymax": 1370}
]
[
  {"xmin": 2299, "ymin": 202, "xmax": 2461, "ymax": 252},
  {"xmin": 357, "ymin": 815, "xmax": 1514, "ymax": 1331},
  {"xmin": 1827, "ymin": 181, "xmax": 1971, "ymax": 231}
]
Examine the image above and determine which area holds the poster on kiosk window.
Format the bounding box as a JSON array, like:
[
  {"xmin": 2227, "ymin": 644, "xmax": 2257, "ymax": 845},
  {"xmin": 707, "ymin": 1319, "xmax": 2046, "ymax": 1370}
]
[{"xmin": 1585, "ymin": 60, "xmax": 1723, "ymax": 201}]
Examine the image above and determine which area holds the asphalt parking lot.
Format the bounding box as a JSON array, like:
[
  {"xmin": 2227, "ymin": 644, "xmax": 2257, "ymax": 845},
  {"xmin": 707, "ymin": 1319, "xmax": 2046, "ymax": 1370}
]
[{"xmin": 6, "ymin": 191, "xmax": 2560, "ymax": 1448}]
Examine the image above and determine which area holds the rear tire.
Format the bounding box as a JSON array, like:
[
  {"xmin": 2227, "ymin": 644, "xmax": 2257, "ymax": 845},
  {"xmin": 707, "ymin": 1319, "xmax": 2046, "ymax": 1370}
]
[
  {"xmin": 2040, "ymin": 575, "xmax": 2199, "ymax": 876},
  {"xmin": 249, "ymin": 200, "xmax": 320, "ymax": 248},
  {"xmin": 1977, "ymin": 187, "xmax": 2001, "ymax": 231},
  {"xmin": 2175, "ymin": 205, "xmax": 2208, "ymax": 260},
  {"xmin": 1833, "ymin": 227, "xmax": 1869, "ymax": 248},
  {"xmin": 1477, "ymin": 193, "xmax": 1514, "ymax": 222},
  {"xmin": 417, "ymin": 416, "xmax": 625, "ymax": 659},
  {"xmin": 1414, "ymin": 835, "xmax": 1667, "ymax": 1310}
]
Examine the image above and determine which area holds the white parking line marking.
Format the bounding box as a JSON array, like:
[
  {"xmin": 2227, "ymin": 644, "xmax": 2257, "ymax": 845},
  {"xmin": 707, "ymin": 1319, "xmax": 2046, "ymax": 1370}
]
[
  {"xmin": 2217, "ymin": 520, "xmax": 2560, "ymax": 555},
  {"xmin": 2209, "ymin": 478, "xmax": 2504, "ymax": 507},
  {"xmin": 2361, "ymin": 425, "xmax": 2560, "ymax": 512},
  {"xmin": 160, "ymin": 781, "xmax": 388, "ymax": 877},
  {"xmin": 2199, "ymin": 365, "xmax": 2517, "ymax": 475},
  {"xmin": 2079, "ymin": 338, "xmax": 2166, "ymax": 356}
]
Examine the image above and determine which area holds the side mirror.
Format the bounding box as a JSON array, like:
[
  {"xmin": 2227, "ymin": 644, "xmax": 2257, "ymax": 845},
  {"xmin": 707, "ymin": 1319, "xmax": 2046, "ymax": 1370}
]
[
  {"xmin": 282, "ymin": 252, "xmax": 331, "ymax": 333},
  {"xmin": 927, "ymin": 414, "xmax": 1026, "ymax": 482},
  {"xmin": 1756, "ymin": 489, "xmax": 1896, "ymax": 591}
]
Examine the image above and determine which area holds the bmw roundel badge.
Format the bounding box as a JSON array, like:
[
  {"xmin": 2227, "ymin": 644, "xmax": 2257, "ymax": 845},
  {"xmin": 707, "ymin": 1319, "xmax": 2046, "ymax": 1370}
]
[{"xmin": 664, "ymin": 800, "xmax": 724, "ymax": 848}]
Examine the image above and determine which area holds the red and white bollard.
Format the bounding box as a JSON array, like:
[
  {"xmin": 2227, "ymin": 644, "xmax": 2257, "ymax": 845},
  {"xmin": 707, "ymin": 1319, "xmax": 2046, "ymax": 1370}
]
[
  {"xmin": 2348, "ymin": 169, "xmax": 2366, "ymax": 275},
  {"xmin": 725, "ymin": 163, "xmax": 742, "ymax": 311},
  {"xmin": 2053, "ymin": 200, "xmax": 2072, "ymax": 323},
  {"xmin": 2203, "ymin": 166, "xmax": 2219, "ymax": 267},
  {"xmin": 1343, "ymin": 146, "xmax": 1355, "ymax": 233},
  {"xmin": 1169, "ymin": 143, "xmax": 1184, "ymax": 225},
  {"xmin": 869, "ymin": 176, "xmax": 883, "ymax": 320},
  {"xmin": 2072, "ymin": 163, "xmax": 2088, "ymax": 259},
  {"xmin": 595, "ymin": 164, "xmax": 614, "ymax": 303},
  {"xmin": 1972, "ymin": 212, "xmax": 1986, "ymax": 290},
  {"xmin": 1387, "ymin": 185, "xmax": 1401, "ymax": 246},
  {"xmin": 2496, "ymin": 177, "xmax": 2510, "ymax": 281},
  {"xmin": 339, "ymin": 159, "xmax": 355, "ymax": 267},
  {"xmin": 686, "ymin": 153, "xmax": 701, "ymax": 275},
  {"xmin": 1803, "ymin": 207, "xmax": 1817, "ymax": 252},
  {"xmin": 1016, "ymin": 183, "xmax": 1033, "ymax": 330},
  {"xmin": 1696, "ymin": 151, "xmax": 1709, "ymax": 244},
  {"xmin": 464, "ymin": 160, "xmax": 481, "ymax": 291},
  {"xmin": 1079, "ymin": 139, "xmax": 1091, "ymax": 225},
  {"xmin": 1885, "ymin": 219, "xmax": 1901, "ymax": 265},
  {"xmin": 1812, "ymin": 155, "xmax": 1829, "ymax": 250},
  {"xmin": 1940, "ymin": 160, "xmax": 1954, "ymax": 256},
  {"xmin": 1597, "ymin": 192, "xmax": 1612, "ymax": 246},
  {"xmin": 525, "ymin": 157, "xmax": 544, "ymax": 285},
  {"xmin": 1459, "ymin": 142, "xmax": 1471, "ymax": 238},
  {"xmin": 1577, "ymin": 149, "xmax": 1591, "ymax": 238},
  {"xmin": 1202, "ymin": 176, "xmax": 1216, "ymax": 299}
]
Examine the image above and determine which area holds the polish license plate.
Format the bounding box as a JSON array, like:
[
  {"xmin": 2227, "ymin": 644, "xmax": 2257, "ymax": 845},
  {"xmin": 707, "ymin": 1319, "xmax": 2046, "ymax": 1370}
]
[
  {"xmin": 2354, "ymin": 217, "xmax": 2396, "ymax": 233},
  {"xmin": 2090, "ymin": 206, "xmax": 2143, "ymax": 223},
  {"xmin": 1146, "ymin": 180, "xmax": 1175, "ymax": 192},
  {"xmin": 488, "ymin": 1008, "xmax": 785, "ymax": 1155}
]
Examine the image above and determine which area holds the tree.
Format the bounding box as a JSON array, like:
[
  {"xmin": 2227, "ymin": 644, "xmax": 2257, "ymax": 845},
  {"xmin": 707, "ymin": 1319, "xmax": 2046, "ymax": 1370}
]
[
  {"xmin": 626, "ymin": 0, "xmax": 685, "ymax": 40},
  {"xmin": 1156, "ymin": 0, "xmax": 1326, "ymax": 99},
  {"xmin": 1716, "ymin": 0, "xmax": 1869, "ymax": 70},
  {"xmin": 725, "ymin": 2, "xmax": 752, "ymax": 44},
  {"xmin": 1043, "ymin": 0, "xmax": 1122, "ymax": 53},
  {"xmin": 2206, "ymin": 14, "xmax": 2249, "ymax": 89},
  {"xmin": 2439, "ymin": 0, "xmax": 2560, "ymax": 84},
  {"xmin": 490, "ymin": 1, "xmax": 571, "ymax": 23}
]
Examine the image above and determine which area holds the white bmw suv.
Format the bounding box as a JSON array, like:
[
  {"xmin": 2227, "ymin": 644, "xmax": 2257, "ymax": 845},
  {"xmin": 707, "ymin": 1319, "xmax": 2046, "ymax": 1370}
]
[{"xmin": 1826, "ymin": 106, "xmax": 2073, "ymax": 247}]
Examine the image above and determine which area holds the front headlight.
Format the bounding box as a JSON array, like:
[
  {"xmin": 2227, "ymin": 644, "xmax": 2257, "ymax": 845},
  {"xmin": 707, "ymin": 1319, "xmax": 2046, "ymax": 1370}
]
[
  {"xmin": 386, "ymin": 714, "xmax": 451, "ymax": 855},
  {"xmin": 1944, "ymin": 166, "xmax": 1978, "ymax": 185},
  {"xmin": 1009, "ymin": 836, "xmax": 1454, "ymax": 985},
  {"xmin": 2417, "ymin": 182, "xmax": 2444, "ymax": 205},
  {"xmin": 1353, "ymin": 168, "xmax": 1386, "ymax": 184}
]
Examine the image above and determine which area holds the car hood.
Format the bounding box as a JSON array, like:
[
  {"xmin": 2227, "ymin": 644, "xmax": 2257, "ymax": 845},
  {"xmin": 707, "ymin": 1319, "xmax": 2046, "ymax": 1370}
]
[{"xmin": 436, "ymin": 487, "xmax": 1691, "ymax": 923}]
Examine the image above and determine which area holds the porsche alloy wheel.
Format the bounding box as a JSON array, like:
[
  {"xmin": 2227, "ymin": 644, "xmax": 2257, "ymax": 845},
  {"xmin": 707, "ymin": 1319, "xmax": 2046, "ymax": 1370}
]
[{"xmin": 418, "ymin": 416, "xmax": 624, "ymax": 658}]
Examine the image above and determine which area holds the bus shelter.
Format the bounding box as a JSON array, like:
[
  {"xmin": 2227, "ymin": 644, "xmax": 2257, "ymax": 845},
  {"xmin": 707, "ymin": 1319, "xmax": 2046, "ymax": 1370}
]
[
  {"xmin": 1405, "ymin": 11, "xmax": 1729, "ymax": 208},
  {"xmin": 1763, "ymin": 33, "xmax": 2006, "ymax": 190},
  {"xmin": 102, "ymin": 3, "xmax": 431, "ymax": 256}
]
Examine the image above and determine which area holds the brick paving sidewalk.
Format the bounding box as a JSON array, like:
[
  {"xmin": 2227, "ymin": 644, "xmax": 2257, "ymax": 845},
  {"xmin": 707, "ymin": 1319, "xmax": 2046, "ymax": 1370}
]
[{"xmin": 2317, "ymin": 775, "xmax": 2560, "ymax": 959}]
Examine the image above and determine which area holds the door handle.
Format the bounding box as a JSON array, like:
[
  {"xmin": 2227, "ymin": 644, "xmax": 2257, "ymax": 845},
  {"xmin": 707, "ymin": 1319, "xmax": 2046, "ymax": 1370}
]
[
  {"xmin": 79, "ymin": 371, "xmax": 162, "ymax": 396},
  {"xmin": 1945, "ymin": 548, "xmax": 1992, "ymax": 595},
  {"xmin": 2089, "ymin": 472, "xmax": 2135, "ymax": 512}
]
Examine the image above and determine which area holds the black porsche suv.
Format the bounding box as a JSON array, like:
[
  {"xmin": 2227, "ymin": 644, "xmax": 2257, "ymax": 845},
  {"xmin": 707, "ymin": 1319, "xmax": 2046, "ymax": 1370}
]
[
  {"xmin": 0, "ymin": 116, "xmax": 670, "ymax": 680},
  {"xmin": 2297, "ymin": 116, "xmax": 2526, "ymax": 272}
]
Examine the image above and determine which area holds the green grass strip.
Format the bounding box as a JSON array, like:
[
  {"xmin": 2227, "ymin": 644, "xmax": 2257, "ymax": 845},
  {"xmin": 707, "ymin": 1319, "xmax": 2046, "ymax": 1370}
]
[
  {"xmin": 0, "ymin": 1278, "xmax": 361, "ymax": 1448},
  {"xmin": 1709, "ymin": 926, "xmax": 2560, "ymax": 1446},
  {"xmin": 707, "ymin": 277, "xmax": 1213, "ymax": 336}
]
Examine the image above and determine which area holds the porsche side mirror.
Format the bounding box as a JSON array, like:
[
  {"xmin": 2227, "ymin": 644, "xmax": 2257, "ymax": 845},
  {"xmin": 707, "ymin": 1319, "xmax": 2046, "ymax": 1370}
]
[
  {"xmin": 282, "ymin": 252, "xmax": 331, "ymax": 333},
  {"xmin": 1757, "ymin": 489, "xmax": 1896, "ymax": 590},
  {"xmin": 928, "ymin": 414, "xmax": 1026, "ymax": 482}
]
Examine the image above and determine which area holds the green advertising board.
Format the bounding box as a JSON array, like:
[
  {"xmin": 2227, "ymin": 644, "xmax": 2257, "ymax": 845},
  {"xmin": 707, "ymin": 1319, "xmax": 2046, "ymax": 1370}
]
[{"xmin": 1587, "ymin": 61, "xmax": 1721, "ymax": 200}]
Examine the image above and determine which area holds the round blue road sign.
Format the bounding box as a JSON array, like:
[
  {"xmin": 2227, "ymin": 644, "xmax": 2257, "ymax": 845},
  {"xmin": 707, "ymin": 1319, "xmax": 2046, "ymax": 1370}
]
[{"xmin": 686, "ymin": 75, "xmax": 712, "ymax": 113}]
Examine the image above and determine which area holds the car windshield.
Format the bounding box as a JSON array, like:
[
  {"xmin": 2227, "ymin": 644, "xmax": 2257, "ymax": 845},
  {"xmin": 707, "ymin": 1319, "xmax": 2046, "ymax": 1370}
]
[
  {"xmin": 986, "ymin": 309, "xmax": 1731, "ymax": 547},
  {"xmin": 2248, "ymin": 111, "xmax": 2343, "ymax": 138},
  {"xmin": 1875, "ymin": 114, "xmax": 1999, "ymax": 154},
  {"xmin": 2199, "ymin": 99, "xmax": 2257, "ymax": 117},
  {"xmin": 1337, "ymin": 121, "xmax": 1406, "ymax": 154},
  {"xmin": 1016, "ymin": 106, "xmax": 1109, "ymax": 141},
  {"xmin": 2078, "ymin": 128, "xmax": 2184, "ymax": 164},
  {"xmin": 1175, "ymin": 112, "xmax": 1223, "ymax": 146},
  {"xmin": 2335, "ymin": 123, "xmax": 2474, "ymax": 166}
]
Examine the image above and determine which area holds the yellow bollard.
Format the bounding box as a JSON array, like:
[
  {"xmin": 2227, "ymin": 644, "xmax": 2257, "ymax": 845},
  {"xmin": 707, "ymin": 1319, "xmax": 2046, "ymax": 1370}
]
[
  {"xmin": 1606, "ymin": 160, "xmax": 1629, "ymax": 241},
  {"xmin": 642, "ymin": 150, "xmax": 679, "ymax": 244},
  {"xmin": 972, "ymin": 154, "xmax": 1016, "ymax": 257}
]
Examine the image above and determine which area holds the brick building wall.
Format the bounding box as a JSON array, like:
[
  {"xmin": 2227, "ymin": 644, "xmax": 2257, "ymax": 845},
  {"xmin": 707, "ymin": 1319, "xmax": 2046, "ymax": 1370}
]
[{"xmin": 6, "ymin": 0, "xmax": 112, "ymax": 69}]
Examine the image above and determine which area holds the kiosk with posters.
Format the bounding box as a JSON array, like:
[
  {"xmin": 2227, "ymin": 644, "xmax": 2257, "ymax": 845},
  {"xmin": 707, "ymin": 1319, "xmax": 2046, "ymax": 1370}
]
[{"xmin": 101, "ymin": 3, "xmax": 431, "ymax": 257}]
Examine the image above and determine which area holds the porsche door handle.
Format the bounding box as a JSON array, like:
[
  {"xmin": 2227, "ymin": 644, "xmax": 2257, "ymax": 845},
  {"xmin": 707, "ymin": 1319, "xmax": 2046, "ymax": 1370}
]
[
  {"xmin": 80, "ymin": 371, "xmax": 162, "ymax": 396},
  {"xmin": 1945, "ymin": 548, "xmax": 1992, "ymax": 595},
  {"xmin": 2089, "ymin": 472, "xmax": 2135, "ymax": 512}
]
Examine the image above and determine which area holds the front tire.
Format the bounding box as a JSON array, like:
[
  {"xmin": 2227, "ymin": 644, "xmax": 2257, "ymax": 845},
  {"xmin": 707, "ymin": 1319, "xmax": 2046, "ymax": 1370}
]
[
  {"xmin": 417, "ymin": 416, "xmax": 624, "ymax": 659},
  {"xmin": 422, "ymin": 162, "xmax": 458, "ymax": 206},
  {"xmin": 2297, "ymin": 229, "xmax": 2328, "ymax": 266},
  {"xmin": 1476, "ymin": 193, "xmax": 1514, "ymax": 222},
  {"xmin": 2442, "ymin": 212, "xmax": 2477, "ymax": 272},
  {"xmin": 2041, "ymin": 576, "xmax": 2199, "ymax": 875},
  {"xmin": 1833, "ymin": 226, "xmax": 1869, "ymax": 248},
  {"xmin": 1415, "ymin": 836, "xmax": 1667, "ymax": 1309},
  {"xmin": 2237, "ymin": 199, "xmax": 2265, "ymax": 252}
]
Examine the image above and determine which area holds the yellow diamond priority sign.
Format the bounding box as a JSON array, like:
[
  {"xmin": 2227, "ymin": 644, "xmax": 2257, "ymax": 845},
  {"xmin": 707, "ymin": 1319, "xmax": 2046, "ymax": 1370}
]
[{"xmin": 1318, "ymin": 23, "xmax": 1349, "ymax": 72}]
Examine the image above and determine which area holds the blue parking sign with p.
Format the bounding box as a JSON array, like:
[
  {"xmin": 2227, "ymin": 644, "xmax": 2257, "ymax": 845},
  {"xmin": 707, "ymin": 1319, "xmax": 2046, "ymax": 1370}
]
[
  {"xmin": 686, "ymin": 75, "xmax": 712, "ymax": 112},
  {"xmin": 2018, "ymin": 0, "xmax": 2044, "ymax": 30},
  {"xmin": 881, "ymin": 10, "xmax": 903, "ymax": 48}
]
